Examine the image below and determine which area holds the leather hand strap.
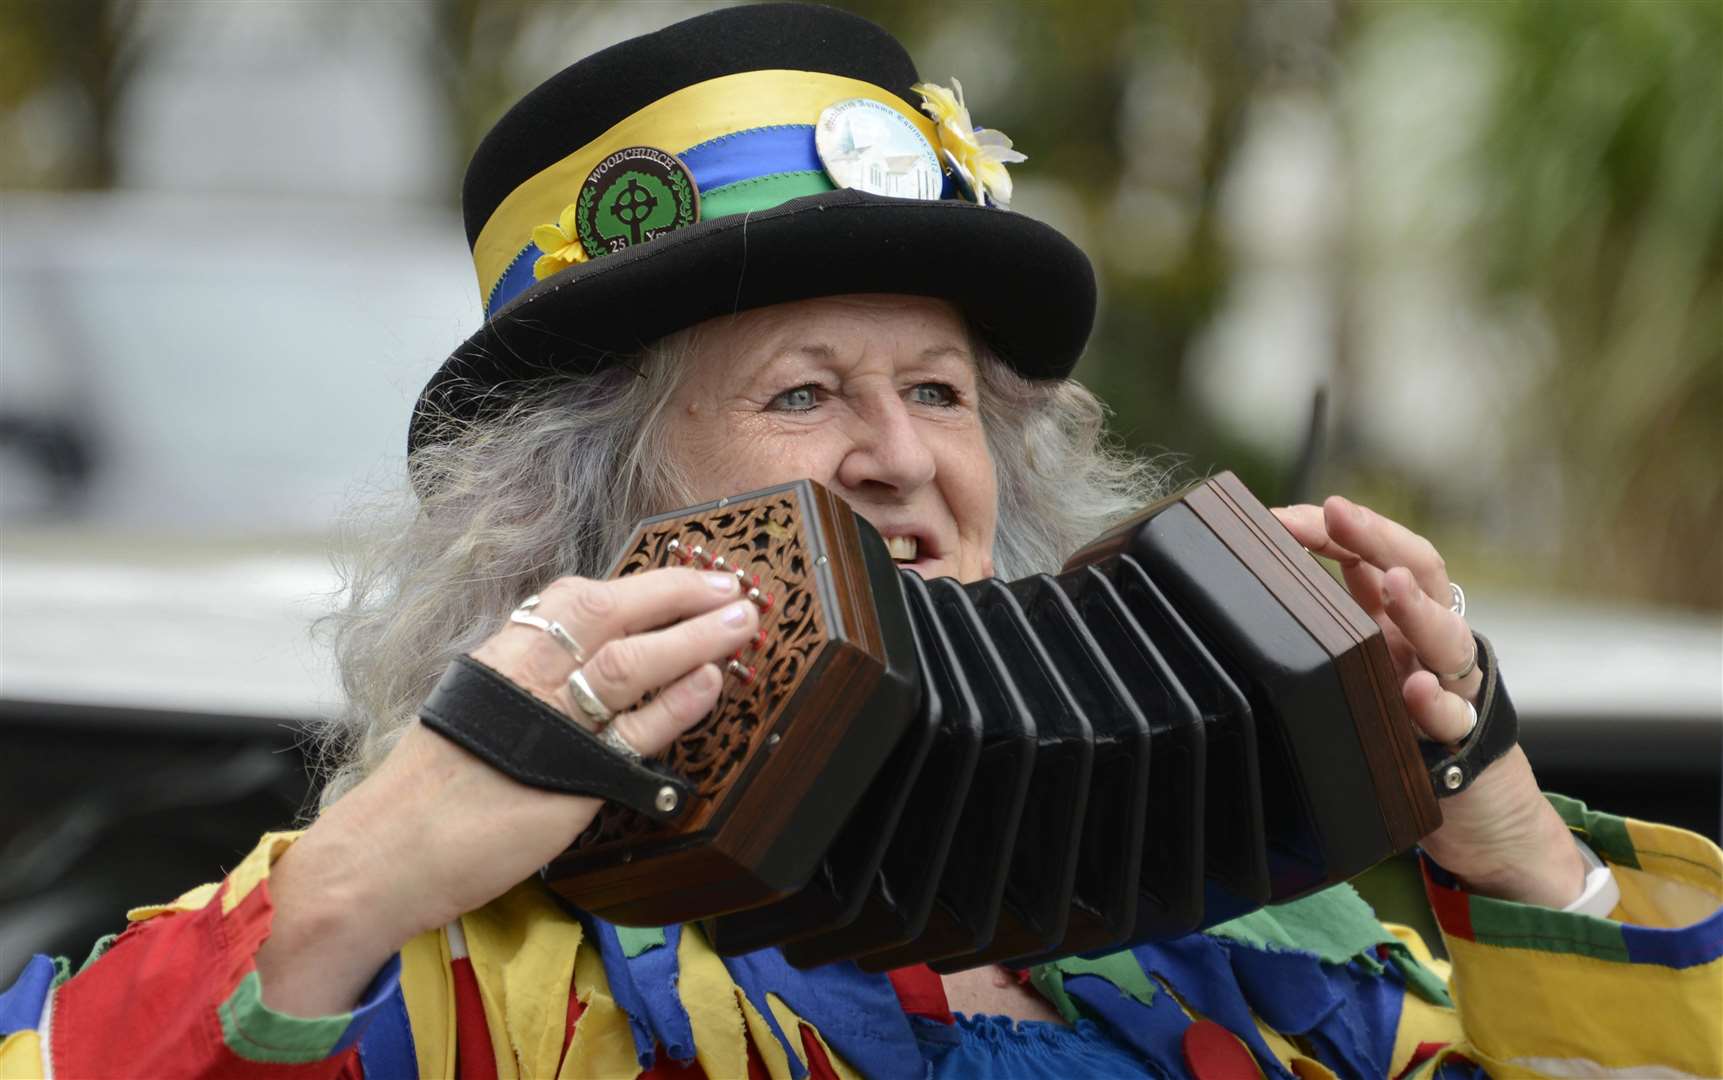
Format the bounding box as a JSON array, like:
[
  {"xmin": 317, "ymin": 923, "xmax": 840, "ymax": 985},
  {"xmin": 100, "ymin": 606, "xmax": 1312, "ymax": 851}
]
[
  {"xmin": 418, "ymin": 655, "xmax": 693, "ymax": 821},
  {"xmin": 1422, "ymin": 632, "xmax": 1518, "ymax": 797}
]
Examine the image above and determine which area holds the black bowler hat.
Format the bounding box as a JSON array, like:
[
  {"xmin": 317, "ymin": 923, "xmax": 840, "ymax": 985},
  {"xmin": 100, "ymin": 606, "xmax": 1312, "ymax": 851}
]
[{"xmin": 409, "ymin": 2, "xmax": 1096, "ymax": 455}]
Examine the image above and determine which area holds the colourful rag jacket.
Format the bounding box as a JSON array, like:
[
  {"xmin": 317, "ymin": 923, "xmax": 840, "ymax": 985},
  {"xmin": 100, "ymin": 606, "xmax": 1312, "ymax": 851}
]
[{"xmin": 3, "ymin": 795, "xmax": 1719, "ymax": 1078}]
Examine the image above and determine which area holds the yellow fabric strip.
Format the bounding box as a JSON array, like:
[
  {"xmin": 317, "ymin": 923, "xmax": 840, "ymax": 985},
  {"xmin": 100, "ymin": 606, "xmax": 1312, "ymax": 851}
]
[
  {"xmin": 676, "ymin": 923, "xmax": 751, "ymax": 1080},
  {"xmin": 399, "ymin": 928, "xmax": 455, "ymax": 1080},
  {"xmin": 564, "ymin": 930, "xmax": 641, "ymax": 1079},
  {"xmin": 1382, "ymin": 923, "xmax": 1462, "ymax": 1077},
  {"xmin": 0, "ymin": 1031, "xmax": 44, "ymax": 1080},
  {"xmin": 735, "ymin": 989, "xmax": 794, "ymax": 1080},
  {"xmin": 220, "ymin": 831, "xmax": 302, "ymax": 916},
  {"xmin": 127, "ymin": 881, "xmax": 221, "ymax": 922},
  {"xmin": 1443, "ymin": 933, "xmax": 1723, "ymax": 1075},
  {"xmin": 763, "ymin": 993, "xmax": 864, "ymax": 1080},
  {"xmin": 460, "ymin": 882, "xmax": 587, "ymax": 1079},
  {"xmin": 1623, "ymin": 818, "xmax": 1723, "ymax": 911},
  {"xmin": 472, "ymin": 68, "xmax": 939, "ymax": 301},
  {"xmin": 127, "ymin": 830, "xmax": 298, "ymax": 923}
]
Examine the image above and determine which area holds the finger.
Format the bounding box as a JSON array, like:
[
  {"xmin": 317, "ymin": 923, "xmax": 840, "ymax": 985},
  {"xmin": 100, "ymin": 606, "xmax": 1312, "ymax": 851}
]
[
  {"xmin": 1273, "ymin": 504, "xmax": 1363, "ymax": 564},
  {"xmin": 1382, "ymin": 567, "xmax": 1482, "ymax": 701},
  {"xmin": 1274, "ymin": 504, "xmax": 1387, "ymax": 616},
  {"xmin": 509, "ymin": 568, "xmax": 744, "ymax": 659},
  {"xmin": 1323, "ymin": 496, "xmax": 1451, "ymax": 602},
  {"xmin": 577, "ymin": 599, "xmax": 759, "ymax": 713},
  {"xmin": 1403, "ymin": 669, "xmax": 1477, "ymax": 744},
  {"xmin": 606, "ymin": 662, "xmax": 724, "ymax": 757}
]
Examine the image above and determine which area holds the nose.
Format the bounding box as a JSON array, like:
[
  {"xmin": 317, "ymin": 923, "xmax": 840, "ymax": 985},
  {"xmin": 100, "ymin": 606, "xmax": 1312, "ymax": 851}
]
[{"xmin": 834, "ymin": 391, "xmax": 937, "ymax": 498}]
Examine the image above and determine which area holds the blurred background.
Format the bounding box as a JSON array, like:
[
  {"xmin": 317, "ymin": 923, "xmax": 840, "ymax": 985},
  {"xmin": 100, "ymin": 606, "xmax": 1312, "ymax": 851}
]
[{"xmin": 2, "ymin": 0, "xmax": 1718, "ymax": 980}]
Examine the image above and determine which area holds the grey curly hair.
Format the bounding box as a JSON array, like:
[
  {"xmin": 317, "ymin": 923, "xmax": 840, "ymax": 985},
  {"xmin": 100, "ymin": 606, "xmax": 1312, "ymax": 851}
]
[{"xmin": 313, "ymin": 334, "xmax": 1173, "ymax": 810}]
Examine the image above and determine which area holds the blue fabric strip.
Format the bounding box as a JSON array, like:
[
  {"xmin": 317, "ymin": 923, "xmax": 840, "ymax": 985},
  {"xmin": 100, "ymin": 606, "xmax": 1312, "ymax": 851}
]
[
  {"xmin": 721, "ymin": 949, "xmax": 926, "ymax": 1080},
  {"xmin": 679, "ymin": 125, "xmax": 822, "ymax": 192},
  {"xmin": 585, "ymin": 918, "xmax": 658, "ymax": 1066},
  {"xmin": 354, "ymin": 961, "xmax": 417, "ymax": 1077},
  {"xmin": 333, "ymin": 954, "xmax": 405, "ymax": 1056},
  {"xmin": 0, "ymin": 954, "xmax": 56, "ymax": 1035},
  {"xmin": 1059, "ymin": 970, "xmax": 1192, "ymax": 1074},
  {"xmin": 625, "ymin": 924, "xmax": 698, "ymax": 1064},
  {"xmin": 1622, "ymin": 907, "xmax": 1723, "ymax": 969}
]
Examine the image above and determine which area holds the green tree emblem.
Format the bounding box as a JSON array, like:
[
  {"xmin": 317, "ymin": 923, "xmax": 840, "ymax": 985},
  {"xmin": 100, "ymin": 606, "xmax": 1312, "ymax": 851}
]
[{"xmin": 596, "ymin": 170, "xmax": 676, "ymax": 247}]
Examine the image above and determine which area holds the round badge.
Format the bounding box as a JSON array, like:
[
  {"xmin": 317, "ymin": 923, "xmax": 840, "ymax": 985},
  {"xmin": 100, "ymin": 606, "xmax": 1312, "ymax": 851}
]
[
  {"xmin": 576, "ymin": 146, "xmax": 700, "ymax": 259},
  {"xmin": 815, "ymin": 98, "xmax": 943, "ymax": 201}
]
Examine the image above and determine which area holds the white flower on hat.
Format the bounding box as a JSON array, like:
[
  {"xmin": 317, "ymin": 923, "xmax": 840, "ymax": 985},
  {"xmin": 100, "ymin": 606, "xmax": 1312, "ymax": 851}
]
[{"xmin": 912, "ymin": 77, "xmax": 1027, "ymax": 208}]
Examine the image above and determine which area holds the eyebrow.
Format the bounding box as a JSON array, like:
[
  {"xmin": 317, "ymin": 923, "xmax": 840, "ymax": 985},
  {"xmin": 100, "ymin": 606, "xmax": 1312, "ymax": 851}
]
[{"xmin": 766, "ymin": 342, "xmax": 975, "ymax": 367}]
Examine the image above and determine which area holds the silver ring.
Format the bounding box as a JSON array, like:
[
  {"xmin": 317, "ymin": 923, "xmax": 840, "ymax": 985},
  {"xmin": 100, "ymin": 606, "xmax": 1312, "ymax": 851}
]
[
  {"xmin": 1436, "ymin": 639, "xmax": 1478, "ymax": 682},
  {"xmin": 510, "ymin": 595, "xmax": 588, "ymax": 665},
  {"xmin": 565, "ymin": 668, "xmax": 614, "ymax": 725},
  {"xmin": 598, "ymin": 723, "xmax": 642, "ymax": 763},
  {"xmin": 1458, "ymin": 699, "xmax": 1479, "ymax": 742},
  {"xmin": 1448, "ymin": 582, "xmax": 1466, "ymax": 618}
]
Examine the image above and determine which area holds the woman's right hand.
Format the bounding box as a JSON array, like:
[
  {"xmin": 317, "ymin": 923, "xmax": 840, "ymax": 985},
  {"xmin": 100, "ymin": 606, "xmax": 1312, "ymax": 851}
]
[{"xmin": 255, "ymin": 568, "xmax": 759, "ymax": 1017}]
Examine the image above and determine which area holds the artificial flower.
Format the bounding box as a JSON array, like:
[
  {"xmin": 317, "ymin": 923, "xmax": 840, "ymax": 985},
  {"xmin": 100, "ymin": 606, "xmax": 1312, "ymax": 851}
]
[
  {"xmin": 912, "ymin": 77, "xmax": 1027, "ymax": 208},
  {"xmin": 531, "ymin": 201, "xmax": 589, "ymax": 279}
]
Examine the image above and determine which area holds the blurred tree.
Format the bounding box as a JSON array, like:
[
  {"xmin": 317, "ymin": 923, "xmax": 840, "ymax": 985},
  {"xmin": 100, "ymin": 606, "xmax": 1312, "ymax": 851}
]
[
  {"xmin": 0, "ymin": 0, "xmax": 152, "ymax": 189},
  {"xmin": 1461, "ymin": 0, "xmax": 1722, "ymax": 608}
]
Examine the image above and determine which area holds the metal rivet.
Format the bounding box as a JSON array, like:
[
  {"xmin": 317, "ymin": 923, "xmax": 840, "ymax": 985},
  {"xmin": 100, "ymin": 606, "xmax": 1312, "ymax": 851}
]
[
  {"xmin": 667, "ymin": 538, "xmax": 680, "ymax": 552},
  {"xmin": 1443, "ymin": 765, "xmax": 1464, "ymax": 790},
  {"xmin": 767, "ymin": 733, "xmax": 781, "ymax": 747},
  {"xmin": 655, "ymin": 785, "xmax": 679, "ymax": 813},
  {"xmin": 712, "ymin": 555, "xmax": 726, "ymax": 571},
  {"xmin": 815, "ymin": 554, "xmax": 828, "ymax": 567}
]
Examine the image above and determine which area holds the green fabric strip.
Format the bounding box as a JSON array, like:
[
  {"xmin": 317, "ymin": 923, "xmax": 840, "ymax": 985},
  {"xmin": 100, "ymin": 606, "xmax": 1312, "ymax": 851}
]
[
  {"xmin": 1386, "ymin": 949, "xmax": 1453, "ymax": 1007},
  {"xmin": 218, "ymin": 971, "xmax": 352, "ymax": 1064},
  {"xmin": 1029, "ymin": 952, "xmax": 1160, "ymax": 1024},
  {"xmin": 615, "ymin": 926, "xmax": 666, "ymax": 958},
  {"xmin": 1026, "ymin": 965, "xmax": 1082, "ymax": 1024},
  {"xmin": 78, "ymin": 933, "xmax": 119, "ymax": 976},
  {"xmin": 1208, "ymin": 883, "xmax": 1395, "ymax": 972},
  {"xmin": 1544, "ymin": 792, "xmax": 1640, "ymax": 869},
  {"xmin": 1209, "ymin": 882, "xmax": 1451, "ymax": 1005},
  {"xmin": 50, "ymin": 955, "xmax": 70, "ymax": 989},
  {"xmin": 1465, "ymin": 894, "xmax": 1631, "ymax": 962},
  {"xmin": 700, "ymin": 170, "xmax": 834, "ymax": 219}
]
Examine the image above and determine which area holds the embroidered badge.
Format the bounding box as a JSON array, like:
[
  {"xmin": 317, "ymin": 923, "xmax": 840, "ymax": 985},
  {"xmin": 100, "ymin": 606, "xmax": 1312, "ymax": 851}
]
[
  {"xmin": 576, "ymin": 146, "xmax": 700, "ymax": 258},
  {"xmin": 814, "ymin": 98, "xmax": 943, "ymax": 201}
]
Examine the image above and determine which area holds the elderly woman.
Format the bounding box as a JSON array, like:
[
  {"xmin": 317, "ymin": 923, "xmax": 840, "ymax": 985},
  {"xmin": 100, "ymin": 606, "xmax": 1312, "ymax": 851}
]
[{"xmin": 6, "ymin": 6, "xmax": 1718, "ymax": 1079}]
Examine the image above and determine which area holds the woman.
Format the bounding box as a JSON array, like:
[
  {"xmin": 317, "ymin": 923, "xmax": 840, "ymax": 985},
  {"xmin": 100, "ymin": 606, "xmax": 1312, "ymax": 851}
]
[{"xmin": 5, "ymin": 6, "xmax": 1717, "ymax": 1078}]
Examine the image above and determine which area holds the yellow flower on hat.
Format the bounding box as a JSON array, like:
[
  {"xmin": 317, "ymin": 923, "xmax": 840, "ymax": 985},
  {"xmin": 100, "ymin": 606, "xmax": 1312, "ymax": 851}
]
[
  {"xmin": 912, "ymin": 77, "xmax": 1027, "ymax": 208},
  {"xmin": 531, "ymin": 202, "xmax": 589, "ymax": 279}
]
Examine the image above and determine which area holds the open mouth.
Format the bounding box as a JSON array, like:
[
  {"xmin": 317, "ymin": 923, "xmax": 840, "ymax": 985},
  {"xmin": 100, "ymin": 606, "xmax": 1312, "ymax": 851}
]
[{"xmin": 885, "ymin": 535, "xmax": 919, "ymax": 563}]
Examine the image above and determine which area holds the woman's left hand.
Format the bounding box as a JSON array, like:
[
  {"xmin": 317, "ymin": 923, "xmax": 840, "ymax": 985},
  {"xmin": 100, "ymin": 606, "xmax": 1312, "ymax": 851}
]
[{"xmin": 1273, "ymin": 495, "xmax": 1587, "ymax": 909}]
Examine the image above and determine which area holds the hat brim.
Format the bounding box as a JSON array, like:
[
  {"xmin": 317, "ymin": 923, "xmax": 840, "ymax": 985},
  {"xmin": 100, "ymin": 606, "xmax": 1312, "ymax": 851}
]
[{"xmin": 409, "ymin": 188, "xmax": 1095, "ymax": 455}]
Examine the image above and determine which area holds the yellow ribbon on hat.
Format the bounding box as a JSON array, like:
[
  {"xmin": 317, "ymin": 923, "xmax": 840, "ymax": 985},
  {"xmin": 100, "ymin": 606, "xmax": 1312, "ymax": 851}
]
[{"xmin": 471, "ymin": 68, "xmax": 939, "ymax": 305}]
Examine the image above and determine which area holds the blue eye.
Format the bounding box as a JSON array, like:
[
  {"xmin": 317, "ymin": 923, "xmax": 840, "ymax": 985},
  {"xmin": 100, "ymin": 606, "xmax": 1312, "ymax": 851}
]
[
  {"xmin": 909, "ymin": 382, "xmax": 959, "ymax": 407},
  {"xmin": 769, "ymin": 385, "xmax": 820, "ymax": 412}
]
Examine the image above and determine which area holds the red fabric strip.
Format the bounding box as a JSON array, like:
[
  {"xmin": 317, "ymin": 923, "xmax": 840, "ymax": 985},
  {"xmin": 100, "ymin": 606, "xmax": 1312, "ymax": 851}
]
[
  {"xmin": 800, "ymin": 1021, "xmax": 841, "ymax": 1079},
  {"xmin": 451, "ymin": 956, "xmax": 496, "ymax": 1080},
  {"xmin": 886, "ymin": 964, "xmax": 955, "ymax": 1025},
  {"xmin": 1419, "ymin": 866, "xmax": 1477, "ymax": 943},
  {"xmin": 53, "ymin": 881, "xmax": 362, "ymax": 1079},
  {"xmin": 1395, "ymin": 1041, "xmax": 1451, "ymax": 1079}
]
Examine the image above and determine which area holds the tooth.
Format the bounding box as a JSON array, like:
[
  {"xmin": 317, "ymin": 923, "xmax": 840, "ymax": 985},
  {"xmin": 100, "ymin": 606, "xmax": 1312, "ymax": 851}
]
[{"xmin": 886, "ymin": 536, "xmax": 918, "ymax": 561}]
